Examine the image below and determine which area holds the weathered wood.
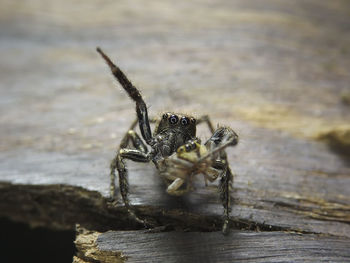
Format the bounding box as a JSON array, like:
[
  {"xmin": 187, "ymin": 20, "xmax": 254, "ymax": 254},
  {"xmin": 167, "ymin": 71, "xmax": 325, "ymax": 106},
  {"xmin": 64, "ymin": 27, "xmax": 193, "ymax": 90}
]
[
  {"xmin": 1, "ymin": 0, "xmax": 350, "ymax": 262},
  {"xmin": 73, "ymin": 227, "xmax": 350, "ymax": 263}
]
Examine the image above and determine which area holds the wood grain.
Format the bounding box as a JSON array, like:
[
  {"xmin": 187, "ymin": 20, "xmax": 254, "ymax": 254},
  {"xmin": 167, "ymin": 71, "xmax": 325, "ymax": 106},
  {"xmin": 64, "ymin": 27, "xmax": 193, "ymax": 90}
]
[{"xmin": 74, "ymin": 228, "xmax": 350, "ymax": 263}]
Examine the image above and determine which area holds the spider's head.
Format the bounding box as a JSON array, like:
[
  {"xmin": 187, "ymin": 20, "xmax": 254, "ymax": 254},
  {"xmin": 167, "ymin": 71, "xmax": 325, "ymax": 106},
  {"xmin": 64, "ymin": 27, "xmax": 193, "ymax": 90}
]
[
  {"xmin": 156, "ymin": 112, "xmax": 197, "ymax": 138},
  {"xmin": 177, "ymin": 139, "xmax": 201, "ymax": 154},
  {"xmin": 176, "ymin": 139, "xmax": 210, "ymax": 164}
]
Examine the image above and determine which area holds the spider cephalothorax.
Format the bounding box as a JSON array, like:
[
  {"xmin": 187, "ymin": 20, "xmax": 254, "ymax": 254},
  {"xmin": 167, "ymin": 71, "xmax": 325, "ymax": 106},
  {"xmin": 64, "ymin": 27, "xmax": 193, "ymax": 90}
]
[
  {"xmin": 151, "ymin": 112, "xmax": 197, "ymax": 160},
  {"xmin": 97, "ymin": 47, "xmax": 238, "ymax": 234}
]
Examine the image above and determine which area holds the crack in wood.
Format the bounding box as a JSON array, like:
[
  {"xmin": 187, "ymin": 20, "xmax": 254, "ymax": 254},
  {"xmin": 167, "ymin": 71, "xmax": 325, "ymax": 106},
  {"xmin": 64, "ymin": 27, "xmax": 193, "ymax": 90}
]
[{"xmin": 0, "ymin": 182, "xmax": 329, "ymax": 235}]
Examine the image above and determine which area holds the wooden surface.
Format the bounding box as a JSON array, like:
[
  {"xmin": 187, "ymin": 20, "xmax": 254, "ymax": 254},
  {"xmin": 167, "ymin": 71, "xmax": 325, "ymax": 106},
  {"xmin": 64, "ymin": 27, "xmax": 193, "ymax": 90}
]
[
  {"xmin": 1, "ymin": 0, "xmax": 350, "ymax": 262},
  {"xmin": 74, "ymin": 228, "xmax": 350, "ymax": 263}
]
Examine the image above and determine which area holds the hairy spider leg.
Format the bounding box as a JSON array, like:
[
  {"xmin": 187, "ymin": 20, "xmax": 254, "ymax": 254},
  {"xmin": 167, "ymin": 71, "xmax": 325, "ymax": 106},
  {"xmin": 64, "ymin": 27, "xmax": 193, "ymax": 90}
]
[
  {"xmin": 189, "ymin": 115, "xmax": 239, "ymax": 234},
  {"xmin": 97, "ymin": 47, "xmax": 161, "ymax": 226},
  {"xmin": 110, "ymin": 130, "xmax": 148, "ymax": 198},
  {"xmin": 110, "ymin": 117, "xmax": 158, "ymax": 200},
  {"xmin": 127, "ymin": 117, "xmax": 159, "ymax": 135},
  {"xmin": 110, "ymin": 130, "xmax": 151, "ymax": 226},
  {"xmin": 204, "ymin": 126, "xmax": 238, "ymax": 235},
  {"xmin": 97, "ymin": 47, "xmax": 153, "ymax": 145}
]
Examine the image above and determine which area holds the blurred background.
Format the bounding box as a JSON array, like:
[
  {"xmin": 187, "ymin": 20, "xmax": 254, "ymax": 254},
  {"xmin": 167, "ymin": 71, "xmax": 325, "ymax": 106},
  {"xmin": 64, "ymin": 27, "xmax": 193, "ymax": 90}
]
[
  {"xmin": 1, "ymin": 0, "xmax": 349, "ymax": 153},
  {"xmin": 1, "ymin": 0, "xmax": 350, "ymax": 262}
]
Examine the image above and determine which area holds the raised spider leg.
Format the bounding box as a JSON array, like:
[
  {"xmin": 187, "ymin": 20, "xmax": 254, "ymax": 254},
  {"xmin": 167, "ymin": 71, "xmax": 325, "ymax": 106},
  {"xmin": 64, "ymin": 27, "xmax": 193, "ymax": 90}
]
[
  {"xmin": 128, "ymin": 116, "xmax": 159, "ymax": 134},
  {"xmin": 205, "ymin": 126, "xmax": 238, "ymax": 235},
  {"xmin": 97, "ymin": 48, "xmax": 157, "ymax": 227},
  {"xmin": 97, "ymin": 47, "xmax": 153, "ymax": 145}
]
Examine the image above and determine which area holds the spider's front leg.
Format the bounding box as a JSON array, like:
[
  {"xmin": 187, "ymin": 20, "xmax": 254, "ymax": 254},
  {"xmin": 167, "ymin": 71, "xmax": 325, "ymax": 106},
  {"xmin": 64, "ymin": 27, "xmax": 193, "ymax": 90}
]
[
  {"xmin": 205, "ymin": 126, "xmax": 238, "ymax": 234},
  {"xmin": 98, "ymin": 47, "xmax": 156, "ymax": 227},
  {"xmin": 110, "ymin": 130, "xmax": 151, "ymax": 226},
  {"xmin": 97, "ymin": 47, "xmax": 153, "ymax": 145}
]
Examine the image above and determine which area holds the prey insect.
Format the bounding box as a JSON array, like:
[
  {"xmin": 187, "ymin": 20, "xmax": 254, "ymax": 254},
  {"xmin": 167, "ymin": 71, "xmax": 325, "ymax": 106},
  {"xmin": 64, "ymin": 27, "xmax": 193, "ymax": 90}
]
[{"xmin": 97, "ymin": 47, "xmax": 238, "ymax": 234}]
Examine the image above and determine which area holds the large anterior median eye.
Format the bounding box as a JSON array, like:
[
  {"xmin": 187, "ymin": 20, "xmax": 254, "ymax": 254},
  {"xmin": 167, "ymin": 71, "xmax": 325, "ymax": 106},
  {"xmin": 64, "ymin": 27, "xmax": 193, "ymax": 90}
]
[
  {"xmin": 169, "ymin": 114, "xmax": 178, "ymax": 124},
  {"xmin": 180, "ymin": 117, "xmax": 189, "ymax": 126}
]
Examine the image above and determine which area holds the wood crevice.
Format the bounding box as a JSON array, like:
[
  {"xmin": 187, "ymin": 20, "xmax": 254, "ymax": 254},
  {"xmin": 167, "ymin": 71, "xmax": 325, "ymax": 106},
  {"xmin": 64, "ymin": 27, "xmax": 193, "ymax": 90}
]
[{"xmin": 1, "ymin": 182, "xmax": 345, "ymax": 236}]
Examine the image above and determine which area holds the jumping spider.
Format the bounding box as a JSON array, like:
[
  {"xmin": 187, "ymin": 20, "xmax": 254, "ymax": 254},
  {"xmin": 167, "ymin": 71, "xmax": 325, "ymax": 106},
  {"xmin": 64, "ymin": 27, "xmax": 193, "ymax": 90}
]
[{"xmin": 97, "ymin": 47, "xmax": 238, "ymax": 234}]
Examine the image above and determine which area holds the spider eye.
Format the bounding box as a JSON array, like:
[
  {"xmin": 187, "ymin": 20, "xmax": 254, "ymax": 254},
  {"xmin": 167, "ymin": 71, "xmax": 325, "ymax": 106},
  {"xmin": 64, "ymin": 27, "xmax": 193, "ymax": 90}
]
[
  {"xmin": 190, "ymin": 118, "xmax": 196, "ymax": 124},
  {"xmin": 185, "ymin": 144, "xmax": 191, "ymax": 152},
  {"xmin": 190, "ymin": 141, "xmax": 196, "ymax": 149},
  {"xmin": 177, "ymin": 146, "xmax": 185, "ymax": 153},
  {"xmin": 180, "ymin": 117, "xmax": 189, "ymax": 126},
  {"xmin": 162, "ymin": 113, "xmax": 168, "ymax": 120},
  {"xmin": 169, "ymin": 114, "xmax": 178, "ymax": 124}
]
